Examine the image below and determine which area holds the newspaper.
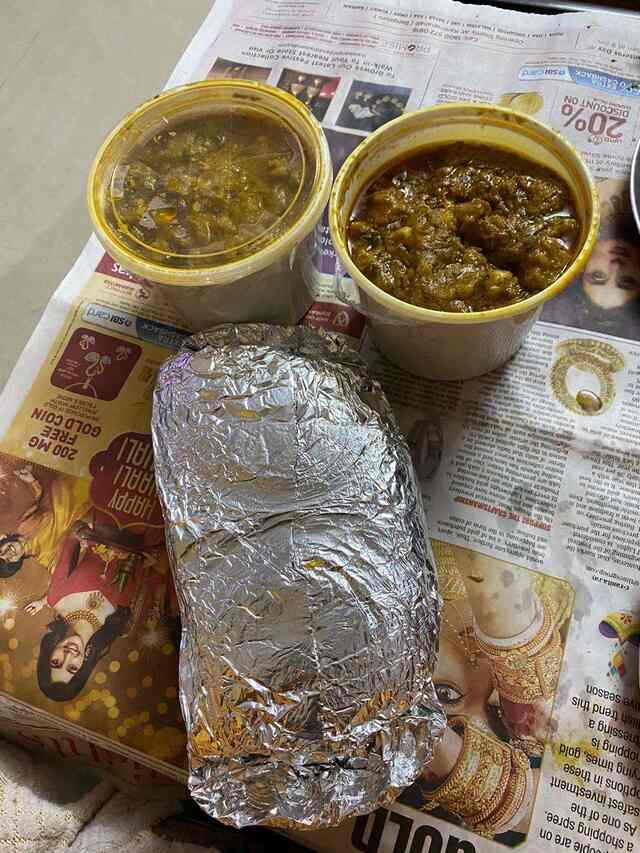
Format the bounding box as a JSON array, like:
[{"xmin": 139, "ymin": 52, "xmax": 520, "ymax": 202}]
[{"xmin": 2, "ymin": 0, "xmax": 640, "ymax": 851}]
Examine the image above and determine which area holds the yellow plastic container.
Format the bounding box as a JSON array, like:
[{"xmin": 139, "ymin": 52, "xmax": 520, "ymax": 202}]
[
  {"xmin": 329, "ymin": 103, "xmax": 599, "ymax": 380},
  {"xmin": 88, "ymin": 80, "xmax": 332, "ymax": 331}
]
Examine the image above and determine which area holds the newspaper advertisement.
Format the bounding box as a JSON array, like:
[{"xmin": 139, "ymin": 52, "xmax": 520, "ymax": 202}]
[{"xmin": 2, "ymin": 0, "xmax": 640, "ymax": 851}]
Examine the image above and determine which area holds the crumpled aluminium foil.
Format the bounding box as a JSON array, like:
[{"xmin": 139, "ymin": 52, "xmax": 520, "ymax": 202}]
[{"xmin": 152, "ymin": 324, "xmax": 445, "ymax": 830}]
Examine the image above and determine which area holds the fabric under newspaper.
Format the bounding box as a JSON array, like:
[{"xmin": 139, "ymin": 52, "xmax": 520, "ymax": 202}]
[{"xmin": 151, "ymin": 324, "xmax": 445, "ymax": 829}]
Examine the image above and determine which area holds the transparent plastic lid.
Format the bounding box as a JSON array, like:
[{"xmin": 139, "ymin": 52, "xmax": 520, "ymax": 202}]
[{"xmin": 88, "ymin": 82, "xmax": 330, "ymax": 281}]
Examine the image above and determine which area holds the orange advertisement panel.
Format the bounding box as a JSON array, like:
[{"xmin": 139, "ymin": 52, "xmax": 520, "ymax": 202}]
[{"xmin": 0, "ymin": 450, "xmax": 186, "ymax": 772}]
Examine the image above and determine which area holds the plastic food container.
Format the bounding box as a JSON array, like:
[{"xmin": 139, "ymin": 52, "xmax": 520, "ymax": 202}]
[
  {"xmin": 88, "ymin": 80, "xmax": 332, "ymax": 331},
  {"xmin": 329, "ymin": 103, "xmax": 599, "ymax": 381}
]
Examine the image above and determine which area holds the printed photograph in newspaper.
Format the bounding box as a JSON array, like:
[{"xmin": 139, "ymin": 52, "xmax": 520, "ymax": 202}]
[
  {"xmin": 0, "ymin": 451, "xmax": 185, "ymax": 768},
  {"xmin": 396, "ymin": 542, "xmax": 574, "ymax": 846},
  {"xmin": 542, "ymin": 178, "xmax": 640, "ymax": 341}
]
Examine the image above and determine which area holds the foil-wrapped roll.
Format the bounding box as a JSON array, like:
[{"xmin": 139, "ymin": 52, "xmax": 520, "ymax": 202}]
[{"xmin": 152, "ymin": 324, "xmax": 444, "ymax": 830}]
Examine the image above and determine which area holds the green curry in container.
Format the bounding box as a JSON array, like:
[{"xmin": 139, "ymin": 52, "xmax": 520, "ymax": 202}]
[
  {"xmin": 88, "ymin": 80, "xmax": 332, "ymax": 330},
  {"xmin": 348, "ymin": 143, "xmax": 580, "ymax": 313},
  {"xmin": 329, "ymin": 103, "xmax": 599, "ymax": 381},
  {"xmin": 110, "ymin": 112, "xmax": 305, "ymax": 266}
]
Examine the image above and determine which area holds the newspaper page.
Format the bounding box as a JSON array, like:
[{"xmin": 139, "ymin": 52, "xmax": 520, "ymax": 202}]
[{"xmin": 2, "ymin": 1, "xmax": 640, "ymax": 852}]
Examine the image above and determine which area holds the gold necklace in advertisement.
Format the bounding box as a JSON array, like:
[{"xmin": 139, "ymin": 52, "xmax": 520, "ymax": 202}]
[{"xmin": 64, "ymin": 610, "xmax": 102, "ymax": 632}]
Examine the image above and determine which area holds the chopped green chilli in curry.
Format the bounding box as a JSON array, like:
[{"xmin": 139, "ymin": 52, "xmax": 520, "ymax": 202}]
[
  {"xmin": 110, "ymin": 112, "xmax": 303, "ymax": 265},
  {"xmin": 348, "ymin": 143, "xmax": 580, "ymax": 312}
]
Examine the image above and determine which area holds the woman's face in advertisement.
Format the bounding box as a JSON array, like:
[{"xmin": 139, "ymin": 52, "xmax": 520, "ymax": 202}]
[
  {"xmin": 582, "ymin": 239, "xmax": 640, "ymax": 310},
  {"xmin": 434, "ymin": 614, "xmax": 494, "ymax": 724},
  {"xmin": 49, "ymin": 633, "xmax": 84, "ymax": 683}
]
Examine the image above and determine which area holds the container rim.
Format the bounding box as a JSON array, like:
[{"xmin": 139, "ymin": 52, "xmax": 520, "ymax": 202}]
[
  {"xmin": 329, "ymin": 101, "xmax": 600, "ymax": 326},
  {"xmin": 87, "ymin": 79, "xmax": 333, "ymax": 287}
]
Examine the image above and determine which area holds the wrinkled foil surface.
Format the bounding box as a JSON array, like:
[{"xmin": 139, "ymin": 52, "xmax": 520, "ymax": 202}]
[{"xmin": 152, "ymin": 324, "xmax": 445, "ymax": 830}]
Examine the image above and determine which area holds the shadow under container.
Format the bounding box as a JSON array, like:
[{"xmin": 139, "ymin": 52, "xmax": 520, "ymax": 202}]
[
  {"xmin": 88, "ymin": 80, "xmax": 332, "ymax": 331},
  {"xmin": 329, "ymin": 103, "xmax": 599, "ymax": 381}
]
